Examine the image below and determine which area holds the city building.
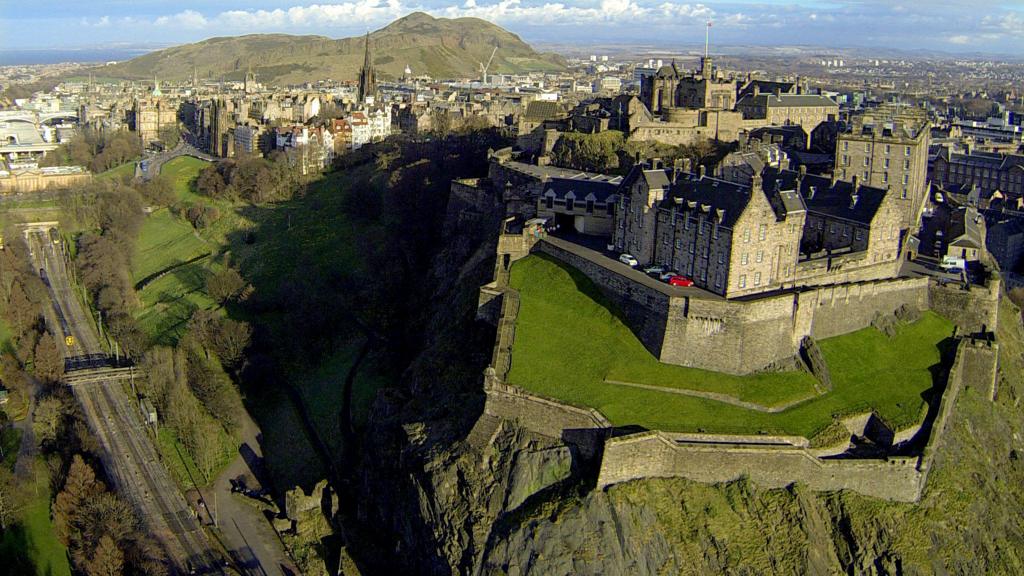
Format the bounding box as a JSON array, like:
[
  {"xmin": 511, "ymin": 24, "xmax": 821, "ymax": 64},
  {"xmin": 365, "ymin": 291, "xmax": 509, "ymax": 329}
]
[
  {"xmin": 930, "ymin": 146, "xmax": 1024, "ymax": 199},
  {"xmin": 835, "ymin": 104, "xmax": 930, "ymax": 230}
]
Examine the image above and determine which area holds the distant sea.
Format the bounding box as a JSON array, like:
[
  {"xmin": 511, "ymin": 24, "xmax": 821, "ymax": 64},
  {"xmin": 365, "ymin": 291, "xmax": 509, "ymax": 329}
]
[{"xmin": 0, "ymin": 48, "xmax": 155, "ymax": 65}]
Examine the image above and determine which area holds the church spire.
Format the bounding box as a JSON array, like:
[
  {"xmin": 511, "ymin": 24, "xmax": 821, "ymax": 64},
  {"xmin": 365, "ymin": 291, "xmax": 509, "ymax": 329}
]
[{"xmin": 357, "ymin": 31, "xmax": 377, "ymax": 104}]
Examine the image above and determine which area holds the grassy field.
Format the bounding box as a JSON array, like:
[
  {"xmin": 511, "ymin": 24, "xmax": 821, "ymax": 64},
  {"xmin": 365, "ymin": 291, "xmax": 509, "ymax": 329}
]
[
  {"xmin": 162, "ymin": 156, "xmax": 210, "ymax": 204},
  {"xmin": 507, "ymin": 254, "xmax": 955, "ymax": 441},
  {"xmin": 133, "ymin": 157, "xmax": 220, "ymax": 344},
  {"xmin": 132, "ymin": 209, "xmax": 211, "ymax": 283},
  {"xmin": 96, "ymin": 159, "xmax": 137, "ymax": 181},
  {"xmin": 155, "ymin": 427, "xmax": 233, "ymax": 489},
  {"xmin": 0, "ymin": 459, "xmax": 72, "ymax": 576}
]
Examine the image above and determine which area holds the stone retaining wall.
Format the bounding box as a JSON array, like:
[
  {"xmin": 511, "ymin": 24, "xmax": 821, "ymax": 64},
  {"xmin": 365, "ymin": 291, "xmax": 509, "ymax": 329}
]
[{"xmin": 595, "ymin": 337, "xmax": 1000, "ymax": 502}]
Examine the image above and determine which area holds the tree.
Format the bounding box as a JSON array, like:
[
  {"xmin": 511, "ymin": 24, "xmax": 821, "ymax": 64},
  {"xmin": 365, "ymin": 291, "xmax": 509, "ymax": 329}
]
[
  {"xmin": 86, "ymin": 535, "xmax": 124, "ymax": 576},
  {"xmin": 138, "ymin": 175, "xmax": 175, "ymax": 206},
  {"xmin": 195, "ymin": 165, "xmax": 227, "ymax": 198},
  {"xmin": 53, "ymin": 455, "xmax": 101, "ymax": 545},
  {"xmin": 33, "ymin": 331, "xmax": 64, "ymax": 383},
  {"xmin": 33, "ymin": 395, "xmax": 64, "ymax": 447},
  {"xmin": 206, "ymin": 267, "xmax": 245, "ymax": 304}
]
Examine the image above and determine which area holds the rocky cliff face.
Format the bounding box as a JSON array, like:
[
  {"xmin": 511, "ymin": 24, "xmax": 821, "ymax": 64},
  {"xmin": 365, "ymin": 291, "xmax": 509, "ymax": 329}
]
[{"xmin": 350, "ymin": 185, "xmax": 1024, "ymax": 575}]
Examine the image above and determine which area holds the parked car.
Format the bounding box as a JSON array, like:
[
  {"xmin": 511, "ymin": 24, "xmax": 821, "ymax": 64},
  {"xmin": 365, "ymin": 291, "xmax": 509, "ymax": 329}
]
[
  {"xmin": 643, "ymin": 265, "xmax": 665, "ymax": 276},
  {"xmin": 619, "ymin": 253, "xmax": 639, "ymax": 267},
  {"xmin": 659, "ymin": 270, "xmax": 679, "ymax": 281},
  {"xmin": 668, "ymin": 275, "xmax": 694, "ymax": 287}
]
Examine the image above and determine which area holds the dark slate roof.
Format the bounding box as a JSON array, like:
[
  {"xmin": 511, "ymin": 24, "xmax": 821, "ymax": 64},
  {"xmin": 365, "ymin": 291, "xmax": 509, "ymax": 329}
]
[
  {"xmin": 762, "ymin": 167, "xmax": 888, "ymax": 225},
  {"xmin": 946, "ymin": 149, "xmax": 1024, "ymax": 171},
  {"xmin": 738, "ymin": 79, "xmax": 796, "ymax": 98},
  {"xmin": 503, "ymin": 160, "xmax": 622, "ymax": 184},
  {"xmin": 543, "ymin": 177, "xmax": 619, "ymax": 202},
  {"xmin": 660, "ymin": 174, "xmax": 754, "ymax": 228},
  {"xmin": 522, "ymin": 100, "xmax": 565, "ymax": 121}
]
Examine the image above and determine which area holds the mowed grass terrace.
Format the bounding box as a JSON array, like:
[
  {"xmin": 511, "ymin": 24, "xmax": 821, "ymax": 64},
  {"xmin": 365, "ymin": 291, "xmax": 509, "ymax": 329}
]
[
  {"xmin": 507, "ymin": 254, "xmax": 956, "ymax": 443},
  {"xmin": 133, "ymin": 156, "xmax": 221, "ymax": 345}
]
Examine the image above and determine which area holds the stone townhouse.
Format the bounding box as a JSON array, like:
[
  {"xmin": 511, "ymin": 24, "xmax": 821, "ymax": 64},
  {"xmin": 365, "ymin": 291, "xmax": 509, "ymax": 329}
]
[
  {"xmin": 537, "ymin": 176, "xmax": 621, "ymax": 236},
  {"xmin": 734, "ymin": 91, "xmax": 838, "ymax": 134},
  {"xmin": 615, "ymin": 162, "xmax": 903, "ymax": 297}
]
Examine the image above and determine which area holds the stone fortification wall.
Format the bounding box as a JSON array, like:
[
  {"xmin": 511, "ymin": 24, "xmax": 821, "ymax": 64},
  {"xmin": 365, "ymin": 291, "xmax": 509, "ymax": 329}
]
[
  {"xmin": 800, "ymin": 277, "xmax": 930, "ymax": 340},
  {"xmin": 928, "ymin": 277, "xmax": 1001, "ymax": 335},
  {"xmin": 596, "ymin": 337, "xmax": 1000, "ymax": 502},
  {"xmin": 597, "ymin": 432, "xmax": 924, "ymax": 501},
  {"xmin": 660, "ymin": 293, "xmax": 798, "ymax": 375},
  {"xmin": 535, "ymin": 239, "xmax": 672, "ymax": 360},
  {"xmin": 537, "ymin": 237, "xmax": 932, "ymax": 374}
]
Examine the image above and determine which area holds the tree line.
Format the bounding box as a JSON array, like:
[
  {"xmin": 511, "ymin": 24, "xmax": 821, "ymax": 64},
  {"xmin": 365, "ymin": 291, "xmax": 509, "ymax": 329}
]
[{"xmin": 39, "ymin": 127, "xmax": 143, "ymax": 174}]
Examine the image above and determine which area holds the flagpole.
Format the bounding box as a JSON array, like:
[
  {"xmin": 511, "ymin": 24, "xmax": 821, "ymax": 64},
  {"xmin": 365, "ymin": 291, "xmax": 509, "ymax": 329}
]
[{"xmin": 704, "ymin": 20, "xmax": 710, "ymax": 59}]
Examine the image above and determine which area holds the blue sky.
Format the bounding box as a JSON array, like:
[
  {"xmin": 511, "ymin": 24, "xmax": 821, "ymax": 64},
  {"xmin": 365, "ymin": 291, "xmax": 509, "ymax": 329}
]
[{"xmin": 1, "ymin": 0, "xmax": 1022, "ymax": 54}]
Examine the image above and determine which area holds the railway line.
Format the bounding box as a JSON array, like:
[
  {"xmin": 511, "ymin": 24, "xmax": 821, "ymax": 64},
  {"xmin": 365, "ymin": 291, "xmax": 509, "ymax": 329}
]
[{"xmin": 23, "ymin": 225, "xmax": 225, "ymax": 575}]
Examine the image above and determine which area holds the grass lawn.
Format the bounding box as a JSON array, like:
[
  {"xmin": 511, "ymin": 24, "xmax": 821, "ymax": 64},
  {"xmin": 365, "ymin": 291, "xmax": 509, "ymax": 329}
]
[
  {"xmin": 162, "ymin": 156, "xmax": 210, "ymax": 204},
  {"xmin": 507, "ymin": 254, "xmax": 955, "ymax": 441},
  {"xmin": 0, "ymin": 459, "xmax": 72, "ymax": 576},
  {"xmin": 132, "ymin": 208, "xmax": 211, "ymax": 283},
  {"xmin": 135, "ymin": 259, "xmax": 220, "ymax": 345},
  {"xmin": 96, "ymin": 159, "xmax": 137, "ymax": 181}
]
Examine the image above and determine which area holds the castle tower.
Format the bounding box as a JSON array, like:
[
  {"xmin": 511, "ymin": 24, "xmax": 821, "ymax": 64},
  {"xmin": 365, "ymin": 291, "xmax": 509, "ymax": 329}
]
[
  {"xmin": 244, "ymin": 64, "xmax": 256, "ymax": 94},
  {"xmin": 357, "ymin": 32, "xmax": 377, "ymax": 104}
]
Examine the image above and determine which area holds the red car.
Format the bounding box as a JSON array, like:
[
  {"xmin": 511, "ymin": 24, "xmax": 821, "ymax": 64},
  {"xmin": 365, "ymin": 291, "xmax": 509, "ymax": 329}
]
[{"xmin": 668, "ymin": 275, "xmax": 694, "ymax": 287}]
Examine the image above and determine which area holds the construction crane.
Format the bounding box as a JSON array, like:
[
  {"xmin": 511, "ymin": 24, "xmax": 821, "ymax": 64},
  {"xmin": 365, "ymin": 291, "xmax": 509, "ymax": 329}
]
[{"xmin": 479, "ymin": 46, "xmax": 498, "ymax": 85}]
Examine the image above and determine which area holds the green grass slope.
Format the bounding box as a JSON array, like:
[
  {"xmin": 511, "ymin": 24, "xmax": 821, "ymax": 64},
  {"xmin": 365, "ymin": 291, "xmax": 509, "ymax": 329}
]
[{"xmin": 507, "ymin": 253, "xmax": 954, "ymax": 441}]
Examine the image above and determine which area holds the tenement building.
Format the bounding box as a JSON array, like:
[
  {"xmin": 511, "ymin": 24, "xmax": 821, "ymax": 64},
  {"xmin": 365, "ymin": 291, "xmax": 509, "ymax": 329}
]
[
  {"xmin": 930, "ymin": 146, "xmax": 1024, "ymax": 199},
  {"xmin": 835, "ymin": 104, "xmax": 930, "ymax": 230},
  {"xmin": 613, "ymin": 162, "xmax": 903, "ymax": 298}
]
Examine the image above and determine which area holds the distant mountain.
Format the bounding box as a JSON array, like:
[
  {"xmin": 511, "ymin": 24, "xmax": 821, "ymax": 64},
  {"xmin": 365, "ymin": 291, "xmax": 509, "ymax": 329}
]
[{"xmin": 94, "ymin": 12, "xmax": 565, "ymax": 85}]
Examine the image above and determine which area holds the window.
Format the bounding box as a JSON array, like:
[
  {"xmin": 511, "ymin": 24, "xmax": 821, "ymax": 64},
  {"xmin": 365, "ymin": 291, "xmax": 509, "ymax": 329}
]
[
  {"xmin": 863, "ymin": 170, "xmax": 869, "ymax": 180},
  {"xmin": 885, "ymin": 144, "xmax": 891, "ymax": 155},
  {"xmin": 905, "ymin": 146, "xmax": 911, "ymax": 156},
  {"xmin": 739, "ymin": 275, "xmax": 747, "ymax": 288},
  {"xmin": 830, "ymin": 223, "xmax": 836, "ymax": 234},
  {"xmin": 904, "ymin": 159, "xmax": 911, "ymax": 170},
  {"xmin": 546, "ymin": 196, "xmax": 554, "ymax": 209},
  {"xmin": 718, "ymin": 251, "xmax": 724, "ymax": 264},
  {"xmin": 855, "ymin": 230, "xmax": 863, "ymax": 241},
  {"xmin": 756, "ymin": 250, "xmax": 763, "ymax": 263},
  {"xmin": 675, "ymin": 239, "xmax": 682, "ymax": 249},
  {"xmin": 842, "ymin": 154, "xmax": 849, "ymax": 166},
  {"xmin": 901, "ymin": 188, "xmax": 908, "ymax": 199},
  {"xmin": 883, "ymin": 172, "xmax": 889, "ymax": 184},
  {"xmin": 758, "ymin": 224, "xmax": 767, "ymax": 241},
  {"xmin": 754, "ymin": 272, "xmax": 761, "ymax": 286},
  {"xmin": 565, "ymin": 198, "xmax": 574, "ymax": 211},
  {"xmin": 863, "ymin": 157, "xmax": 870, "ymax": 167},
  {"xmin": 741, "ymin": 252, "xmax": 748, "ymax": 265},
  {"xmin": 864, "ymin": 143, "xmax": 871, "ymax": 153},
  {"xmin": 843, "ymin": 141, "xmax": 849, "ymax": 151},
  {"xmin": 884, "ymin": 158, "xmax": 890, "ymax": 168},
  {"xmin": 607, "ymin": 203, "xmax": 615, "ymax": 215},
  {"xmin": 743, "ymin": 228, "xmax": 750, "ymax": 243},
  {"xmin": 586, "ymin": 200, "xmax": 595, "ymax": 213},
  {"xmin": 903, "ymin": 174, "xmax": 909, "ymax": 185}
]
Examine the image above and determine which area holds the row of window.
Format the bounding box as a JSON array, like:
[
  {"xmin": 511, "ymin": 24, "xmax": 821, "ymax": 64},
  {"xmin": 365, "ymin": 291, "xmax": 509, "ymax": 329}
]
[
  {"xmin": 544, "ymin": 197, "xmax": 614, "ymax": 215},
  {"xmin": 738, "ymin": 272, "xmax": 762, "ymax": 289},
  {"xmin": 842, "ymin": 141, "xmax": 913, "ymax": 156}
]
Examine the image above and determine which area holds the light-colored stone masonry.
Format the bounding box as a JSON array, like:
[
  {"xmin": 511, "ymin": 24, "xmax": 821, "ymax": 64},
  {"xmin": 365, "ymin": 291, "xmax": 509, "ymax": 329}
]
[
  {"xmin": 595, "ymin": 338, "xmax": 998, "ymax": 502},
  {"xmin": 478, "ymin": 229, "xmax": 1001, "ymax": 501}
]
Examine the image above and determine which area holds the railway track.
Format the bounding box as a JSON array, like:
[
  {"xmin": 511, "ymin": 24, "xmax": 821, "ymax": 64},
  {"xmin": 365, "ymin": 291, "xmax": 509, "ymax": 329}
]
[{"xmin": 24, "ymin": 225, "xmax": 225, "ymax": 575}]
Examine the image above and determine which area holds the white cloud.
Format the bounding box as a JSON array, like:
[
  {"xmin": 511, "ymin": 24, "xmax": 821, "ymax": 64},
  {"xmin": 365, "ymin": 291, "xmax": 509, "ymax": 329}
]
[
  {"xmin": 948, "ymin": 34, "xmax": 970, "ymax": 44},
  {"xmin": 154, "ymin": 10, "xmax": 208, "ymax": 29}
]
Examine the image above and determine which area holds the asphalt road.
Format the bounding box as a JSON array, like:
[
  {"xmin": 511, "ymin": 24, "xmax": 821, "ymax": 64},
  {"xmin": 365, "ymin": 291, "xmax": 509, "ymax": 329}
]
[{"xmin": 25, "ymin": 227, "xmax": 225, "ymax": 575}]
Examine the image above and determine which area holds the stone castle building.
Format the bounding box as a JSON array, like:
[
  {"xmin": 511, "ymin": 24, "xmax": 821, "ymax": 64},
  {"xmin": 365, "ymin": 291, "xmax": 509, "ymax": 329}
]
[
  {"xmin": 613, "ymin": 162, "xmax": 904, "ymax": 298},
  {"xmin": 836, "ymin": 104, "xmax": 930, "ymax": 230}
]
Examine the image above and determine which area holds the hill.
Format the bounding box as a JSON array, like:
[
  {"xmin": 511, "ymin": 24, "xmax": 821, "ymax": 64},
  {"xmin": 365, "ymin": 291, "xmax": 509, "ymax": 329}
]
[{"xmin": 93, "ymin": 12, "xmax": 565, "ymax": 84}]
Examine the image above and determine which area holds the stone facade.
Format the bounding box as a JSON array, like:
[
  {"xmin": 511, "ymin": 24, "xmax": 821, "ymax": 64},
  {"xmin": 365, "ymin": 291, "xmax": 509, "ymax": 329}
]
[
  {"xmin": 836, "ymin": 105, "xmax": 930, "ymax": 230},
  {"xmin": 614, "ymin": 162, "xmax": 904, "ymax": 298},
  {"xmin": 0, "ymin": 166, "xmax": 91, "ymax": 193}
]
